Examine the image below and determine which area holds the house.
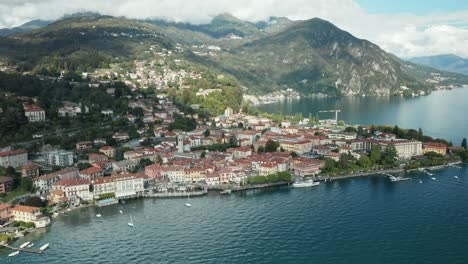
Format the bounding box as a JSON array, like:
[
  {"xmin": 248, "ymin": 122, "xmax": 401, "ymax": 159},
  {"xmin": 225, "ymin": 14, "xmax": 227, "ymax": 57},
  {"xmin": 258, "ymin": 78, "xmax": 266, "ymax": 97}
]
[
  {"xmin": 11, "ymin": 205, "xmax": 50, "ymax": 228},
  {"xmin": 280, "ymin": 140, "xmax": 312, "ymax": 154},
  {"xmin": 327, "ymin": 132, "xmax": 357, "ymax": 140},
  {"xmin": 324, "ymin": 152, "xmax": 341, "ymax": 161},
  {"xmin": 79, "ymin": 166, "xmax": 103, "ymax": 180},
  {"xmin": 0, "ymin": 203, "xmax": 11, "ymax": 220},
  {"xmin": 99, "ymin": 146, "xmax": 115, "ymax": 158},
  {"xmin": 47, "ymin": 189, "xmax": 68, "ymax": 205},
  {"xmin": 423, "ymin": 142, "xmax": 447, "ymax": 156},
  {"xmin": 113, "ymin": 132, "xmax": 130, "ymax": 141},
  {"xmin": 33, "ymin": 167, "xmax": 80, "ymax": 194},
  {"xmin": 145, "ymin": 164, "xmax": 163, "ymax": 179},
  {"xmin": 0, "ymin": 176, "xmax": 13, "ymax": 194},
  {"xmin": 258, "ymin": 162, "xmax": 278, "ymax": 176},
  {"xmin": 88, "ymin": 153, "xmax": 108, "ymax": 164},
  {"xmin": 46, "ymin": 150, "xmax": 74, "ymax": 167},
  {"xmin": 0, "ymin": 148, "xmax": 28, "ymax": 167},
  {"xmin": 23, "ymin": 104, "xmax": 46, "ymax": 122},
  {"xmin": 52, "ymin": 179, "xmax": 92, "ymax": 202},
  {"xmin": 76, "ymin": 141, "xmax": 93, "ymax": 150},
  {"xmin": 112, "ymin": 160, "xmax": 138, "ymax": 172},
  {"xmin": 58, "ymin": 101, "xmax": 86, "ymax": 117},
  {"xmin": 21, "ymin": 163, "xmax": 40, "ymax": 178}
]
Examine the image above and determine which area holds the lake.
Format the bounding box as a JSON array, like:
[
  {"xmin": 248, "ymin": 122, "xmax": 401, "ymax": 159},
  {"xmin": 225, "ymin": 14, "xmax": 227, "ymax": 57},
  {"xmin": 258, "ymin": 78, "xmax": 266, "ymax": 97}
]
[{"xmin": 259, "ymin": 88, "xmax": 468, "ymax": 143}]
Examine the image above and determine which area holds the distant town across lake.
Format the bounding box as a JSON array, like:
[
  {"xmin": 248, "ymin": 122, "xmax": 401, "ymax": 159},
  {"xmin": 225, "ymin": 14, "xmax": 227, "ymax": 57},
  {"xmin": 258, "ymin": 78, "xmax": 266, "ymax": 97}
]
[{"xmin": 259, "ymin": 88, "xmax": 468, "ymax": 144}]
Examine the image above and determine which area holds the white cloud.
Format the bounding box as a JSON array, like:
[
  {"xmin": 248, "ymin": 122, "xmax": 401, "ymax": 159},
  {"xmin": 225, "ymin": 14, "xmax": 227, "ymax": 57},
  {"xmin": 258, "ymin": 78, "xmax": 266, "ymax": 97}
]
[{"xmin": 0, "ymin": 0, "xmax": 467, "ymax": 58}]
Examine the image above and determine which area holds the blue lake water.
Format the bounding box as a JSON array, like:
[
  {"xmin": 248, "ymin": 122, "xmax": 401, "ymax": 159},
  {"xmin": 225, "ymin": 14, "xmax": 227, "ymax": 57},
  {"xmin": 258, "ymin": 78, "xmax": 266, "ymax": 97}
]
[
  {"xmin": 2, "ymin": 166, "xmax": 468, "ymax": 264},
  {"xmin": 259, "ymin": 88, "xmax": 468, "ymax": 144}
]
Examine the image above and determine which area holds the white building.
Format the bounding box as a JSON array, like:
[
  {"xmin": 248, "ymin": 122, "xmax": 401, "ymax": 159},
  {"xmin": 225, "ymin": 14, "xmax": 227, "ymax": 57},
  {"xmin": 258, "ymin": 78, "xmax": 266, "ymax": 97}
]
[
  {"xmin": 224, "ymin": 107, "xmax": 234, "ymax": 117},
  {"xmin": 11, "ymin": 205, "xmax": 51, "ymax": 228},
  {"xmin": 52, "ymin": 178, "xmax": 92, "ymax": 202},
  {"xmin": 46, "ymin": 150, "xmax": 74, "ymax": 167},
  {"xmin": 23, "ymin": 104, "xmax": 46, "ymax": 122},
  {"xmin": 93, "ymin": 174, "xmax": 145, "ymax": 199}
]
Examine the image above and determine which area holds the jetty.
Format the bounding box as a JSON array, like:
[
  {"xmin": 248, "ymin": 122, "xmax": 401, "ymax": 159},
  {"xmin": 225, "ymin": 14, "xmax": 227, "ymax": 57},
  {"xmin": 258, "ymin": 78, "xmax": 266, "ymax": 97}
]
[{"xmin": 1, "ymin": 244, "xmax": 45, "ymax": 254}]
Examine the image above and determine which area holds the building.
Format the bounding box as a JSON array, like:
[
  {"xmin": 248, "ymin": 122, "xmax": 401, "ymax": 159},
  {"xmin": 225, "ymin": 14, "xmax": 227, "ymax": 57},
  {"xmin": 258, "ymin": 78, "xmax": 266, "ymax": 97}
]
[
  {"xmin": 33, "ymin": 167, "xmax": 80, "ymax": 194},
  {"xmin": 48, "ymin": 189, "xmax": 68, "ymax": 205},
  {"xmin": 11, "ymin": 205, "xmax": 50, "ymax": 228},
  {"xmin": 112, "ymin": 160, "xmax": 138, "ymax": 173},
  {"xmin": 46, "ymin": 150, "xmax": 74, "ymax": 167},
  {"xmin": 113, "ymin": 132, "xmax": 130, "ymax": 141},
  {"xmin": 423, "ymin": 143, "xmax": 447, "ymax": 156},
  {"xmin": 23, "ymin": 104, "xmax": 46, "ymax": 122},
  {"xmin": 145, "ymin": 164, "xmax": 162, "ymax": 179},
  {"xmin": 378, "ymin": 140, "xmax": 423, "ymax": 159},
  {"xmin": 224, "ymin": 107, "xmax": 234, "ymax": 117},
  {"xmin": 79, "ymin": 166, "xmax": 103, "ymax": 180},
  {"xmin": 76, "ymin": 141, "xmax": 93, "ymax": 150},
  {"xmin": 0, "ymin": 203, "xmax": 11, "ymax": 220},
  {"xmin": 93, "ymin": 174, "xmax": 145, "ymax": 199},
  {"xmin": 21, "ymin": 163, "xmax": 40, "ymax": 178},
  {"xmin": 99, "ymin": 146, "xmax": 115, "ymax": 158},
  {"xmin": 0, "ymin": 176, "xmax": 13, "ymax": 194},
  {"xmin": 258, "ymin": 162, "xmax": 278, "ymax": 176},
  {"xmin": 280, "ymin": 140, "xmax": 313, "ymax": 154},
  {"xmin": 88, "ymin": 153, "xmax": 109, "ymax": 164},
  {"xmin": 52, "ymin": 179, "xmax": 92, "ymax": 202},
  {"xmin": 293, "ymin": 158, "xmax": 324, "ymax": 176},
  {"xmin": 0, "ymin": 149, "xmax": 28, "ymax": 168},
  {"xmin": 327, "ymin": 132, "xmax": 357, "ymax": 140}
]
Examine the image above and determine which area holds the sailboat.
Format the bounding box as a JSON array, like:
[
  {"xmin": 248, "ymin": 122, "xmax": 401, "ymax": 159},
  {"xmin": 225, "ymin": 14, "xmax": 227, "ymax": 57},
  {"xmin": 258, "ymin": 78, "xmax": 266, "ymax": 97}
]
[
  {"xmin": 185, "ymin": 193, "xmax": 192, "ymax": 207},
  {"xmin": 128, "ymin": 215, "xmax": 134, "ymax": 227}
]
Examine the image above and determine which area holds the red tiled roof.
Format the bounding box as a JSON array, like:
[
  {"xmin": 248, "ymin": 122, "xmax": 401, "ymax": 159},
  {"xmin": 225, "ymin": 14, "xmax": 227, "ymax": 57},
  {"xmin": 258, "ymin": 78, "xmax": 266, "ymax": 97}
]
[
  {"xmin": 80, "ymin": 166, "xmax": 102, "ymax": 175},
  {"xmin": 54, "ymin": 178, "xmax": 90, "ymax": 187},
  {"xmin": 0, "ymin": 149, "xmax": 27, "ymax": 157},
  {"xmin": 12, "ymin": 205, "xmax": 40, "ymax": 213}
]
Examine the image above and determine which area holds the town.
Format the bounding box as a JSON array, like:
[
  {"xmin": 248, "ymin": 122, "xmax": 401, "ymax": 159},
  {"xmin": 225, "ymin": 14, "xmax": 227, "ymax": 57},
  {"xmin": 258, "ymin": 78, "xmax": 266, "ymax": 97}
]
[{"xmin": 1, "ymin": 78, "xmax": 467, "ymax": 245}]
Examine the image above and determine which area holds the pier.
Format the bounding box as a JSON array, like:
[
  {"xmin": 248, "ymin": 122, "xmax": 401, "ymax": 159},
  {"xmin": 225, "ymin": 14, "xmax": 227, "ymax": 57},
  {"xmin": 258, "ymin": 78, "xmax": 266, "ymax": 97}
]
[{"xmin": 1, "ymin": 244, "xmax": 44, "ymax": 254}]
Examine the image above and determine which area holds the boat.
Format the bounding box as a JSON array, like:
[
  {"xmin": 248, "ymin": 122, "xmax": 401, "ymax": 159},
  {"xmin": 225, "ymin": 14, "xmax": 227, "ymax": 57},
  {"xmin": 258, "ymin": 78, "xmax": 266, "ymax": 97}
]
[
  {"xmin": 454, "ymin": 176, "xmax": 459, "ymax": 179},
  {"xmin": 389, "ymin": 176, "xmax": 410, "ymax": 182},
  {"xmin": 220, "ymin": 189, "xmax": 232, "ymax": 195},
  {"xmin": 185, "ymin": 194, "xmax": 192, "ymax": 207},
  {"xmin": 128, "ymin": 215, "xmax": 134, "ymax": 228},
  {"xmin": 27, "ymin": 243, "xmax": 34, "ymax": 248},
  {"xmin": 39, "ymin": 243, "xmax": 49, "ymax": 251},
  {"xmin": 292, "ymin": 178, "xmax": 320, "ymax": 188},
  {"xmin": 431, "ymin": 177, "xmax": 437, "ymax": 181},
  {"xmin": 96, "ymin": 214, "xmax": 102, "ymax": 218},
  {"xmin": 8, "ymin": 251, "xmax": 20, "ymax": 257},
  {"xmin": 19, "ymin": 241, "xmax": 30, "ymax": 249},
  {"xmin": 419, "ymin": 179, "xmax": 423, "ymax": 184},
  {"xmin": 119, "ymin": 210, "xmax": 123, "ymax": 214}
]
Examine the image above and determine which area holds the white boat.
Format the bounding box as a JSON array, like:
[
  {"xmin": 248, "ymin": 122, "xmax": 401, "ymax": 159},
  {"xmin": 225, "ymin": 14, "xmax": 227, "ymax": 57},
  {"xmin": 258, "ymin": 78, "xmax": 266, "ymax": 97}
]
[
  {"xmin": 119, "ymin": 210, "xmax": 123, "ymax": 214},
  {"xmin": 185, "ymin": 194, "xmax": 192, "ymax": 207},
  {"xmin": 389, "ymin": 176, "xmax": 410, "ymax": 182},
  {"xmin": 39, "ymin": 243, "xmax": 49, "ymax": 251},
  {"xmin": 96, "ymin": 214, "xmax": 102, "ymax": 218},
  {"xmin": 27, "ymin": 243, "xmax": 34, "ymax": 248},
  {"xmin": 220, "ymin": 189, "xmax": 232, "ymax": 195},
  {"xmin": 431, "ymin": 177, "xmax": 437, "ymax": 181},
  {"xmin": 19, "ymin": 241, "xmax": 30, "ymax": 249},
  {"xmin": 8, "ymin": 251, "xmax": 20, "ymax": 257},
  {"xmin": 454, "ymin": 176, "xmax": 459, "ymax": 179},
  {"xmin": 128, "ymin": 215, "xmax": 134, "ymax": 228},
  {"xmin": 292, "ymin": 179, "xmax": 320, "ymax": 188}
]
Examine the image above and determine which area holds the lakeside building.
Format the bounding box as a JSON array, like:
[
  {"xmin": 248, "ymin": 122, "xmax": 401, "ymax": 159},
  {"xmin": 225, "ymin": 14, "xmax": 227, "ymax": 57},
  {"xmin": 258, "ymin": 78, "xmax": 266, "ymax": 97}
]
[
  {"xmin": 23, "ymin": 104, "xmax": 46, "ymax": 122},
  {"xmin": 79, "ymin": 166, "xmax": 103, "ymax": 180},
  {"xmin": 423, "ymin": 142, "xmax": 448, "ymax": 155},
  {"xmin": 93, "ymin": 174, "xmax": 145, "ymax": 199},
  {"xmin": 0, "ymin": 176, "xmax": 13, "ymax": 194},
  {"xmin": 99, "ymin": 146, "xmax": 116, "ymax": 158},
  {"xmin": 46, "ymin": 150, "xmax": 74, "ymax": 167},
  {"xmin": 292, "ymin": 158, "xmax": 325, "ymax": 176},
  {"xmin": 33, "ymin": 167, "xmax": 80, "ymax": 194},
  {"xmin": 0, "ymin": 148, "xmax": 28, "ymax": 168},
  {"xmin": 52, "ymin": 179, "xmax": 92, "ymax": 204},
  {"xmin": 0, "ymin": 203, "xmax": 11, "ymax": 221},
  {"xmin": 377, "ymin": 139, "xmax": 423, "ymax": 159},
  {"xmin": 11, "ymin": 205, "xmax": 50, "ymax": 228}
]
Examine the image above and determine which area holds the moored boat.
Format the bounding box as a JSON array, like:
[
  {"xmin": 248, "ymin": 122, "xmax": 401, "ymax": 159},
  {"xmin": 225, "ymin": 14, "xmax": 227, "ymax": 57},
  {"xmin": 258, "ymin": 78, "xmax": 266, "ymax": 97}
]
[
  {"xmin": 8, "ymin": 251, "xmax": 20, "ymax": 257},
  {"xmin": 292, "ymin": 178, "xmax": 320, "ymax": 188},
  {"xmin": 19, "ymin": 241, "xmax": 30, "ymax": 249},
  {"xmin": 39, "ymin": 243, "xmax": 49, "ymax": 251},
  {"xmin": 220, "ymin": 189, "xmax": 232, "ymax": 195}
]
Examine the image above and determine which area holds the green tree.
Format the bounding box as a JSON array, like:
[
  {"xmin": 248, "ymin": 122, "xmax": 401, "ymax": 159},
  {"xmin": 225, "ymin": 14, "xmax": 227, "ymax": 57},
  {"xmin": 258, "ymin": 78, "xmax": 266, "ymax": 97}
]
[
  {"xmin": 462, "ymin": 138, "xmax": 467, "ymax": 150},
  {"xmin": 265, "ymin": 140, "xmax": 279, "ymax": 152},
  {"xmin": 357, "ymin": 155, "xmax": 373, "ymax": 168},
  {"xmin": 203, "ymin": 129, "xmax": 210, "ymax": 137},
  {"xmin": 370, "ymin": 145, "xmax": 382, "ymax": 164},
  {"xmin": 381, "ymin": 145, "xmax": 398, "ymax": 166}
]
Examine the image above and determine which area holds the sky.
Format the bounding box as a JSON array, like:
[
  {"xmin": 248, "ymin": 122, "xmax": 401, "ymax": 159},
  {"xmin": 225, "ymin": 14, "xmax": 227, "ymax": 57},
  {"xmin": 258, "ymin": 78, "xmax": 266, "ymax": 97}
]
[{"xmin": 0, "ymin": 0, "xmax": 468, "ymax": 58}]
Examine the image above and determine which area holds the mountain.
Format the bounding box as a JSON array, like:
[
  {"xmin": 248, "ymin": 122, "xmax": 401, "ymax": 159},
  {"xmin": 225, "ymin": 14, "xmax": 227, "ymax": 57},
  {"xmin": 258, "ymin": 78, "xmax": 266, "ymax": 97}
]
[
  {"xmin": 0, "ymin": 19, "xmax": 51, "ymax": 36},
  {"xmin": 1, "ymin": 14, "xmax": 467, "ymax": 96},
  {"xmin": 408, "ymin": 54, "xmax": 468, "ymax": 75}
]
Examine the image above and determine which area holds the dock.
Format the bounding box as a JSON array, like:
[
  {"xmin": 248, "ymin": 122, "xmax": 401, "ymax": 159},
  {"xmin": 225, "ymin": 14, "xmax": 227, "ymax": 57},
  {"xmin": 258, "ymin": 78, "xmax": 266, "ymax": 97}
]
[{"xmin": 1, "ymin": 244, "xmax": 44, "ymax": 254}]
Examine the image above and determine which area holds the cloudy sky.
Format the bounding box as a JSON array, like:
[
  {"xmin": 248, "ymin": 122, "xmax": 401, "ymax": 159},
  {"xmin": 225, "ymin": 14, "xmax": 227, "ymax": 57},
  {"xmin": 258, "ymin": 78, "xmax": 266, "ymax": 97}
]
[{"xmin": 1, "ymin": 0, "xmax": 468, "ymax": 58}]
